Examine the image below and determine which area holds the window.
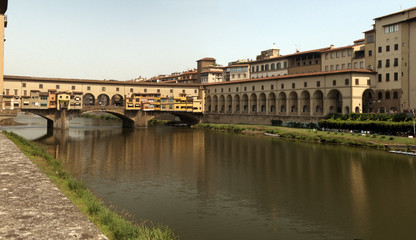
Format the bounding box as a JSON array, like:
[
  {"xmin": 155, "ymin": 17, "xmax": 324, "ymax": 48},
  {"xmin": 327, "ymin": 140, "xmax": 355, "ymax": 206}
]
[
  {"xmin": 394, "ymin": 72, "xmax": 398, "ymax": 81},
  {"xmin": 369, "ymin": 50, "xmax": 372, "ymax": 56},
  {"xmin": 281, "ymin": 84, "xmax": 284, "ymax": 89},
  {"xmin": 378, "ymin": 74, "xmax": 382, "ymax": 82},
  {"xmin": 367, "ymin": 79, "xmax": 371, "ymax": 85},
  {"xmin": 378, "ymin": 92, "xmax": 382, "ymax": 100},
  {"xmin": 348, "ymin": 50, "xmax": 352, "ymax": 56},
  {"xmin": 284, "ymin": 62, "xmax": 287, "ymax": 68},
  {"xmin": 378, "ymin": 60, "xmax": 382, "ymax": 68},
  {"xmin": 348, "ymin": 63, "xmax": 352, "ymax": 69},
  {"xmin": 336, "ymin": 52, "xmax": 340, "ymax": 58},
  {"xmin": 317, "ymin": 81, "xmax": 320, "ymax": 87},
  {"xmin": 386, "ymin": 59, "xmax": 390, "ymax": 67},
  {"xmin": 304, "ymin": 82, "xmax": 307, "ymax": 87},
  {"xmin": 342, "ymin": 64, "xmax": 346, "ymax": 69},
  {"xmin": 244, "ymin": 87, "xmax": 247, "ymax": 91},
  {"xmin": 292, "ymin": 83, "xmax": 295, "ymax": 89},
  {"xmin": 331, "ymin": 53, "xmax": 335, "ymax": 58},
  {"xmin": 170, "ymin": 89, "xmax": 173, "ymax": 93},
  {"xmin": 354, "ymin": 62, "xmax": 358, "ymax": 69},
  {"xmin": 384, "ymin": 24, "xmax": 399, "ymax": 33},
  {"xmin": 87, "ymin": 86, "xmax": 91, "ymax": 91},
  {"xmin": 325, "ymin": 66, "xmax": 329, "ymax": 71},
  {"xmin": 360, "ymin": 62, "xmax": 364, "ymax": 69},
  {"xmin": 252, "ymin": 86, "xmax": 255, "ymax": 91},
  {"xmin": 386, "ymin": 45, "xmax": 390, "ymax": 52},
  {"xmin": 336, "ymin": 64, "xmax": 340, "ymax": 70},
  {"xmin": 130, "ymin": 88, "xmax": 133, "ymax": 93},
  {"xmin": 378, "ymin": 47, "xmax": 382, "ymax": 53},
  {"xmin": 394, "ymin": 44, "xmax": 399, "ymax": 51},
  {"xmin": 182, "ymin": 90, "xmax": 185, "ymax": 93},
  {"xmin": 393, "ymin": 91, "xmax": 398, "ymax": 99},
  {"xmin": 271, "ymin": 63, "xmax": 275, "ymax": 70},
  {"xmin": 236, "ymin": 87, "xmax": 239, "ymax": 92},
  {"xmin": 355, "ymin": 79, "xmax": 359, "ymax": 85},
  {"xmin": 325, "ymin": 53, "xmax": 328, "ymax": 59},
  {"xmin": 330, "ymin": 65, "xmax": 334, "ymax": 71},
  {"xmin": 271, "ymin": 85, "xmax": 274, "ymax": 90},
  {"xmin": 333, "ymin": 80, "xmax": 336, "ymax": 86},
  {"xmin": 394, "ymin": 58, "xmax": 398, "ymax": 66},
  {"xmin": 261, "ymin": 85, "xmax": 264, "ymax": 90},
  {"xmin": 261, "ymin": 65, "xmax": 264, "ymax": 71},
  {"xmin": 39, "ymin": 84, "xmax": 43, "ymax": 89},
  {"xmin": 366, "ymin": 35, "xmax": 375, "ymax": 43},
  {"xmin": 22, "ymin": 83, "xmax": 26, "ymax": 88},
  {"xmin": 265, "ymin": 65, "xmax": 269, "ymax": 71},
  {"xmin": 221, "ymin": 88, "xmax": 223, "ymax": 93},
  {"xmin": 72, "ymin": 86, "xmax": 76, "ymax": 90},
  {"xmin": 195, "ymin": 90, "xmax": 198, "ymax": 93},
  {"xmin": 386, "ymin": 73, "xmax": 390, "ymax": 82},
  {"xmin": 157, "ymin": 89, "xmax": 160, "ymax": 93},
  {"xmin": 102, "ymin": 87, "xmax": 105, "ymax": 91},
  {"xmin": 342, "ymin": 51, "xmax": 346, "ymax": 57},
  {"xmin": 56, "ymin": 85, "xmax": 60, "ymax": 89},
  {"xmin": 256, "ymin": 66, "xmax": 259, "ymax": 72},
  {"xmin": 386, "ymin": 92, "xmax": 390, "ymax": 99},
  {"xmin": 144, "ymin": 89, "xmax": 147, "ymax": 93},
  {"xmin": 14, "ymin": 89, "xmax": 18, "ymax": 95}
]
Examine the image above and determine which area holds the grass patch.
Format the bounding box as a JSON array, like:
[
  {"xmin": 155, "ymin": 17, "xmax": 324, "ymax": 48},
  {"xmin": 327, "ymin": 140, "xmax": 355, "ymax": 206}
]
[
  {"xmin": 81, "ymin": 113, "xmax": 121, "ymax": 121},
  {"xmin": 194, "ymin": 123, "xmax": 415, "ymax": 151},
  {"xmin": 2, "ymin": 131, "xmax": 178, "ymax": 240}
]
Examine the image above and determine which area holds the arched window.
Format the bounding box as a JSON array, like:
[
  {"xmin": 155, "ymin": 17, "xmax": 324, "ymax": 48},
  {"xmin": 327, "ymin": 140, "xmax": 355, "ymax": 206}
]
[
  {"xmin": 378, "ymin": 92, "xmax": 383, "ymax": 100},
  {"xmin": 265, "ymin": 64, "xmax": 269, "ymax": 71},
  {"xmin": 277, "ymin": 63, "xmax": 281, "ymax": 69},
  {"xmin": 385, "ymin": 91, "xmax": 390, "ymax": 99},
  {"xmin": 271, "ymin": 63, "xmax": 275, "ymax": 70}
]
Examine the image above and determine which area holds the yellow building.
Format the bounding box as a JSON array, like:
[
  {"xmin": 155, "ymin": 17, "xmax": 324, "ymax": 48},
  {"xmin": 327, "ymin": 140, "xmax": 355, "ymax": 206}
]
[{"xmin": 56, "ymin": 92, "xmax": 71, "ymax": 110}]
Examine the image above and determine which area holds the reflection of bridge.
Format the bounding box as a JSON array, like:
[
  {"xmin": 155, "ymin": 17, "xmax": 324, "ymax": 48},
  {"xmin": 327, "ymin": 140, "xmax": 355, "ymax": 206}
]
[{"xmin": 22, "ymin": 106, "xmax": 203, "ymax": 129}]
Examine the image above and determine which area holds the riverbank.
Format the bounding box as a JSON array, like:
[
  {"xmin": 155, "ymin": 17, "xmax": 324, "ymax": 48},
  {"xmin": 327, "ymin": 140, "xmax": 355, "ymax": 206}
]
[
  {"xmin": 194, "ymin": 123, "xmax": 416, "ymax": 152},
  {"xmin": 2, "ymin": 131, "xmax": 178, "ymax": 240}
]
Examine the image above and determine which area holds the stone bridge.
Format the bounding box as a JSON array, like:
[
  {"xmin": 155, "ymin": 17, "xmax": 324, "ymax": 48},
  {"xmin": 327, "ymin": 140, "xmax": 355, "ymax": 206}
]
[{"xmin": 22, "ymin": 106, "xmax": 203, "ymax": 129}]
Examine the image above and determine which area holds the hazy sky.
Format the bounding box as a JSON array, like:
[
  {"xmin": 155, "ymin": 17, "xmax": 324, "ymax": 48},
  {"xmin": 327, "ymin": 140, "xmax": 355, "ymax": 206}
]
[{"xmin": 4, "ymin": 0, "xmax": 416, "ymax": 80}]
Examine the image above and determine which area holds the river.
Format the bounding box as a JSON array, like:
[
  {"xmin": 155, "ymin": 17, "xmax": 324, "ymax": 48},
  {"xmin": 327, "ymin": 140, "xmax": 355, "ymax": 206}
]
[{"xmin": 2, "ymin": 113, "xmax": 416, "ymax": 240}]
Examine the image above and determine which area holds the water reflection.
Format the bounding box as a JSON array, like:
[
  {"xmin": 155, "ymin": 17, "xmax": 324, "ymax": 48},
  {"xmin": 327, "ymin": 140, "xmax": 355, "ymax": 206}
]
[{"xmin": 28, "ymin": 125, "xmax": 416, "ymax": 240}]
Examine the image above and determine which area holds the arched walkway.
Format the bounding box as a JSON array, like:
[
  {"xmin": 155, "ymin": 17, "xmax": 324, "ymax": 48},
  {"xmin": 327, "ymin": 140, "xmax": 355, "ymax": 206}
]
[
  {"xmin": 242, "ymin": 94, "xmax": 249, "ymax": 113},
  {"xmin": 212, "ymin": 95, "xmax": 218, "ymax": 113},
  {"xmin": 278, "ymin": 92, "xmax": 287, "ymax": 115},
  {"xmin": 111, "ymin": 94, "xmax": 124, "ymax": 106},
  {"xmin": 268, "ymin": 92, "xmax": 276, "ymax": 114},
  {"xmin": 219, "ymin": 95, "xmax": 225, "ymax": 113},
  {"xmin": 226, "ymin": 95, "xmax": 233, "ymax": 113},
  {"xmin": 259, "ymin": 93, "xmax": 266, "ymax": 114},
  {"xmin": 234, "ymin": 94, "xmax": 240, "ymax": 113},
  {"xmin": 83, "ymin": 93, "xmax": 95, "ymax": 106},
  {"xmin": 289, "ymin": 91, "xmax": 298, "ymax": 115},
  {"xmin": 312, "ymin": 90, "xmax": 323, "ymax": 115},
  {"xmin": 362, "ymin": 89, "xmax": 375, "ymax": 113},
  {"xmin": 300, "ymin": 91, "xmax": 310, "ymax": 114},
  {"xmin": 250, "ymin": 93, "xmax": 257, "ymax": 113},
  {"xmin": 206, "ymin": 96, "xmax": 212, "ymax": 112},
  {"xmin": 97, "ymin": 94, "xmax": 110, "ymax": 106},
  {"xmin": 327, "ymin": 90, "xmax": 342, "ymax": 114}
]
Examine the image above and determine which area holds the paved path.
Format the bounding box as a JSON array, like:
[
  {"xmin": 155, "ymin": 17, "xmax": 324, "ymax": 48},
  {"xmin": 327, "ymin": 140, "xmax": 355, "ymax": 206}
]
[{"xmin": 0, "ymin": 133, "xmax": 107, "ymax": 239}]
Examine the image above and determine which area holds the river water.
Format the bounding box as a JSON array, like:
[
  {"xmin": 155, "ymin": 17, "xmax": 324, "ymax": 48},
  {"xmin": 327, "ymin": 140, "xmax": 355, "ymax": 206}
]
[{"xmin": 3, "ymin": 114, "xmax": 416, "ymax": 240}]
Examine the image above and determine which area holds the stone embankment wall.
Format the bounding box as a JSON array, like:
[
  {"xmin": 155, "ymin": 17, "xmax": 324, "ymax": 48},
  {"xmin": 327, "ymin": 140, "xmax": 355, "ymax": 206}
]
[{"xmin": 202, "ymin": 113, "xmax": 322, "ymax": 125}]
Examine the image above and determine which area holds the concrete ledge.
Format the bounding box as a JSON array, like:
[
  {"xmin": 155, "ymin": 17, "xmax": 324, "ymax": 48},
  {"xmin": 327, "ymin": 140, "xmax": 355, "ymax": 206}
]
[{"xmin": 0, "ymin": 133, "xmax": 107, "ymax": 239}]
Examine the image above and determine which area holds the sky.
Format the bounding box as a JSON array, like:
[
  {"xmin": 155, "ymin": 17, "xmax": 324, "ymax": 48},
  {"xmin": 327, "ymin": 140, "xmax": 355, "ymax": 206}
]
[{"xmin": 3, "ymin": 0, "xmax": 416, "ymax": 81}]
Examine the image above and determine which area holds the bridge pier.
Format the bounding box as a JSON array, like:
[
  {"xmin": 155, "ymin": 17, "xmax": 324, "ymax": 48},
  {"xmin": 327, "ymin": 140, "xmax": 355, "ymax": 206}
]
[{"xmin": 52, "ymin": 110, "xmax": 70, "ymax": 129}]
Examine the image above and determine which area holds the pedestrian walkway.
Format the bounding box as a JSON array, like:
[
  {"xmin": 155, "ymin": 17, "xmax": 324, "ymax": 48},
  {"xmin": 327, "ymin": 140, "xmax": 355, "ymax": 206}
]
[{"xmin": 0, "ymin": 133, "xmax": 107, "ymax": 239}]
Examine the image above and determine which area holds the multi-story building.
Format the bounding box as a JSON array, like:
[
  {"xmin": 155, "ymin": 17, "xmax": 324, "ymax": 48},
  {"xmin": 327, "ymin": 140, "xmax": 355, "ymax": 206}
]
[
  {"xmin": 223, "ymin": 64, "xmax": 250, "ymax": 81},
  {"xmin": 197, "ymin": 57, "xmax": 217, "ymax": 83},
  {"xmin": 287, "ymin": 47, "xmax": 330, "ymax": 75},
  {"xmin": 322, "ymin": 41, "xmax": 366, "ymax": 72},
  {"xmin": 369, "ymin": 7, "xmax": 416, "ymax": 112},
  {"xmin": 249, "ymin": 49, "xmax": 288, "ymax": 79},
  {"xmin": 200, "ymin": 65, "xmax": 223, "ymax": 83}
]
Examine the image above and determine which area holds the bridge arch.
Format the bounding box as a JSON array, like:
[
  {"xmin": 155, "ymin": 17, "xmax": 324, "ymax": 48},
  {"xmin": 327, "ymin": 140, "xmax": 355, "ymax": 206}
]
[
  {"xmin": 97, "ymin": 94, "xmax": 110, "ymax": 106},
  {"xmin": 111, "ymin": 94, "xmax": 124, "ymax": 106},
  {"xmin": 83, "ymin": 93, "xmax": 95, "ymax": 106}
]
